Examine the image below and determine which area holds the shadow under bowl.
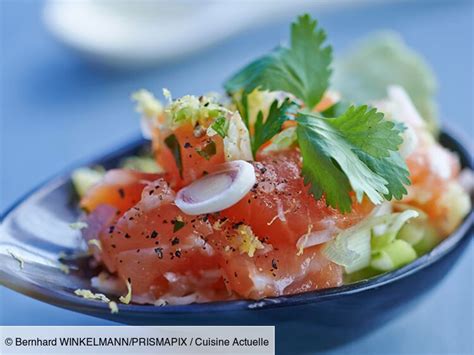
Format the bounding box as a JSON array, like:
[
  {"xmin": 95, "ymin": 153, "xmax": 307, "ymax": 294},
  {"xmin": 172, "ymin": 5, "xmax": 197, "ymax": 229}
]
[{"xmin": 0, "ymin": 130, "xmax": 472, "ymax": 353}]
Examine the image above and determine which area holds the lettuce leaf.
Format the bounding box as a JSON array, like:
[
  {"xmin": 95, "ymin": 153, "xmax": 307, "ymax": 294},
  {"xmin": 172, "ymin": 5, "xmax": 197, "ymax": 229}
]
[
  {"xmin": 323, "ymin": 210, "xmax": 419, "ymax": 273},
  {"xmin": 332, "ymin": 31, "xmax": 439, "ymax": 134}
]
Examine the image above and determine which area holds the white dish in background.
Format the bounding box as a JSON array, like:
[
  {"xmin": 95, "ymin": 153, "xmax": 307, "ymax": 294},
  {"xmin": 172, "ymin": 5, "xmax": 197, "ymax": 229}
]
[{"xmin": 43, "ymin": 0, "xmax": 380, "ymax": 68}]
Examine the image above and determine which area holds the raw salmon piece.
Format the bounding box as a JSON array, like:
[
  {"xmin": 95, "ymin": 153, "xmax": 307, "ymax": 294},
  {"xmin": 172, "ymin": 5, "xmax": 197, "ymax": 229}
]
[
  {"xmin": 80, "ymin": 169, "xmax": 163, "ymax": 215},
  {"xmin": 81, "ymin": 204, "xmax": 118, "ymax": 262},
  {"xmin": 100, "ymin": 178, "xmax": 227, "ymax": 299},
  {"xmin": 404, "ymin": 143, "xmax": 464, "ymax": 235},
  {"xmin": 87, "ymin": 151, "xmax": 371, "ymax": 302},
  {"xmin": 220, "ymin": 150, "xmax": 372, "ymax": 249},
  {"xmin": 207, "ymin": 223, "xmax": 343, "ymax": 299},
  {"xmin": 155, "ymin": 123, "xmax": 225, "ymax": 188}
]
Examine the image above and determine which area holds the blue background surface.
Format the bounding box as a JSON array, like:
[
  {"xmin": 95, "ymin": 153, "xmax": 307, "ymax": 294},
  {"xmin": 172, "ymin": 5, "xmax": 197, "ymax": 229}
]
[{"xmin": 0, "ymin": 1, "xmax": 473, "ymax": 354}]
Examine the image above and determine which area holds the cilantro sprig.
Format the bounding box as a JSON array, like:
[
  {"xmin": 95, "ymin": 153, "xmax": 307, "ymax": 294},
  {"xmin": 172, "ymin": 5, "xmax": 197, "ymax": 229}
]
[
  {"xmin": 297, "ymin": 107, "xmax": 409, "ymax": 212},
  {"xmin": 210, "ymin": 116, "xmax": 229, "ymax": 138},
  {"xmin": 224, "ymin": 14, "xmax": 411, "ymax": 212},
  {"xmin": 252, "ymin": 99, "xmax": 297, "ymax": 155},
  {"xmin": 225, "ymin": 14, "xmax": 331, "ymax": 109}
]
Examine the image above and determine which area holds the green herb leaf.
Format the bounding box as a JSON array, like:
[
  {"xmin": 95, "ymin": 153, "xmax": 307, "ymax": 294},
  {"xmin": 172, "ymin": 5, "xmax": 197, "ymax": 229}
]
[
  {"xmin": 224, "ymin": 14, "xmax": 332, "ymax": 109},
  {"xmin": 330, "ymin": 105, "xmax": 403, "ymax": 158},
  {"xmin": 210, "ymin": 116, "xmax": 229, "ymax": 138},
  {"xmin": 297, "ymin": 117, "xmax": 354, "ymax": 212},
  {"xmin": 252, "ymin": 99, "xmax": 298, "ymax": 155},
  {"xmin": 173, "ymin": 219, "xmax": 185, "ymax": 232},
  {"xmin": 296, "ymin": 106, "xmax": 409, "ymax": 212},
  {"xmin": 196, "ymin": 141, "xmax": 217, "ymax": 160},
  {"xmin": 164, "ymin": 134, "xmax": 183, "ymax": 178},
  {"xmin": 356, "ymin": 150, "xmax": 410, "ymax": 200}
]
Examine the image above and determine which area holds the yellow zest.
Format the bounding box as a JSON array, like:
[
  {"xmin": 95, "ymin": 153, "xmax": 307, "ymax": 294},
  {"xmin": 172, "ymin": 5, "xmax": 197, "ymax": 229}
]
[
  {"xmin": 235, "ymin": 224, "xmax": 264, "ymax": 257},
  {"xmin": 119, "ymin": 279, "xmax": 132, "ymax": 304},
  {"xmin": 297, "ymin": 224, "xmax": 313, "ymax": 256},
  {"xmin": 74, "ymin": 289, "xmax": 110, "ymax": 303},
  {"xmin": 87, "ymin": 239, "xmax": 102, "ymax": 252},
  {"xmin": 132, "ymin": 89, "xmax": 163, "ymax": 119},
  {"xmin": 108, "ymin": 301, "xmax": 119, "ymax": 314}
]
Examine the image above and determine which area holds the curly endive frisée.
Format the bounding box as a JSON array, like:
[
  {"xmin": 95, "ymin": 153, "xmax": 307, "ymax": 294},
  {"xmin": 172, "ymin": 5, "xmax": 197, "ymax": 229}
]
[{"xmin": 70, "ymin": 15, "xmax": 471, "ymax": 306}]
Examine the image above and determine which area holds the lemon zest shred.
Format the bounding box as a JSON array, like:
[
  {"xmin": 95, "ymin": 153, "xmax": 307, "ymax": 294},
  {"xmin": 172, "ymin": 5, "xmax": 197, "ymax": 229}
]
[
  {"xmin": 69, "ymin": 221, "xmax": 88, "ymax": 230},
  {"xmin": 131, "ymin": 89, "xmax": 163, "ymax": 119},
  {"xmin": 87, "ymin": 239, "xmax": 102, "ymax": 252},
  {"xmin": 74, "ymin": 289, "xmax": 110, "ymax": 303},
  {"xmin": 59, "ymin": 262, "xmax": 70, "ymax": 274},
  {"xmin": 297, "ymin": 224, "xmax": 313, "ymax": 256},
  {"xmin": 213, "ymin": 219, "xmax": 228, "ymax": 231},
  {"xmin": 119, "ymin": 279, "xmax": 132, "ymax": 304},
  {"xmin": 267, "ymin": 207, "xmax": 292, "ymax": 226},
  {"xmin": 75, "ymin": 289, "xmax": 119, "ymax": 314},
  {"xmin": 162, "ymin": 88, "xmax": 172, "ymax": 102},
  {"xmin": 235, "ymin": 225, "xmax": 264, "ymax": 257},
  {"xmin": 108, "ymin": 301, "xmax": 119, "ymax": 314}
]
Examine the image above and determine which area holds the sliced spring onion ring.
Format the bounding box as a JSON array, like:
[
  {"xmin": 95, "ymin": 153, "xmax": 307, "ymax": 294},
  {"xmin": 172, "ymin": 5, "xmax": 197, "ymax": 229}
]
[{"xmin": 175, "ymin": 160, "xmax": 256, "ymax": 215}]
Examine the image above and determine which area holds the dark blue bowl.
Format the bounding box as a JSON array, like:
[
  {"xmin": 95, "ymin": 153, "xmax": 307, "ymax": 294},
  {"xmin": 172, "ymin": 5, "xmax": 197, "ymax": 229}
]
[{"xmin": 0, "ymin": 130, "xmax": 472, "ymax": 353}]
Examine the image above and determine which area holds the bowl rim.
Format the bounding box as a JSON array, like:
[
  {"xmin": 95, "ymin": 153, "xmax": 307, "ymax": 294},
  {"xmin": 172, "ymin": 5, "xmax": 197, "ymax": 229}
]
[{"xmin": 0, "ymin": 128, "xmax": 472, "ymax": 316}]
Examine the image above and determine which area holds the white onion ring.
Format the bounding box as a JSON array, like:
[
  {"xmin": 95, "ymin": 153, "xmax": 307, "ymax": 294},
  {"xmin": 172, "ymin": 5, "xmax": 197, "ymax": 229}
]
[{"xmin": 175, "ymin": 160, "xmax": 256, "ymax": 215}]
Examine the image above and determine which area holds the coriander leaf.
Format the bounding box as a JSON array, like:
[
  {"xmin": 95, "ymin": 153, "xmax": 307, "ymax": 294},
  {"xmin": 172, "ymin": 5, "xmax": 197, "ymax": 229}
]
[
  {"xmin": 297, "ymin": 120, "xmax": 353, "ymax": 212},
  {"xmin": 164, "ymin": 134, "xmax": 183, "ymax": 178},
  {"xmin": 224, "ymin": 14, "xmax": 332, "ymax": 109},
  {"xmin": 356, "ymin": 150, "xmax": 410, "ymax": 200},
  {"xmin": 173, "ymin": 219, "xmax": 185, "ymax": 232},
  {"xmin": 210, "ymin": 116, "xmax": 229, "ymax": 138},
  {"xmin": 196, "ymin": 141, "xmax": 217, "ymax": 160},
  {"xmin": 330, "ymin": 105, "xmax": 404, "ymax": 158},
  {"xmin": 296, "ymin": 106, "xmax": 409, "ymax": 212},
  {"xmin": 297, "ymin": 115, "xmax": 388, "ymax": 212},
  {"xmin": 237, "ymin": 91, "xmax": 250, "ymax": 128},
  {"xmin": 252, "ymin": 99, "xmax": 297, "ymax": 155}
]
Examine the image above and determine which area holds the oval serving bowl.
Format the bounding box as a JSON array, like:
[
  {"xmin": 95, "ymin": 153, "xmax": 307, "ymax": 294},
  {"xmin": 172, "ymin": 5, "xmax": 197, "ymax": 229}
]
[{"xmin": 0, "ymin": 130, "xmax": 472, "ymax": 352}]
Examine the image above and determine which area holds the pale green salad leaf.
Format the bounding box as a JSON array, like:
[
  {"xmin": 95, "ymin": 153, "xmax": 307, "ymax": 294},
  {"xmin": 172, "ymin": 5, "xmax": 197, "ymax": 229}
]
[
  {"xmin": 332, "ymin": 31, "xmax": 439, "ymax": 133},
  {"xmin": 120, "ymin": 156, "xmax": 163, "ymax": 173},
  {"xmin": 371, "ymin": 210, "xmax": 419, "ymax": 251},
  {"xmin": 323, "ymin": 210, "xmax": 419, "ymax": 274},
  {"xmin": 71, "ymin": 167, "xmax": 105, "ymax": 198},
  {"xmin": 371, "ymin": 239, "xmax": 417, "ymax": 271}
]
